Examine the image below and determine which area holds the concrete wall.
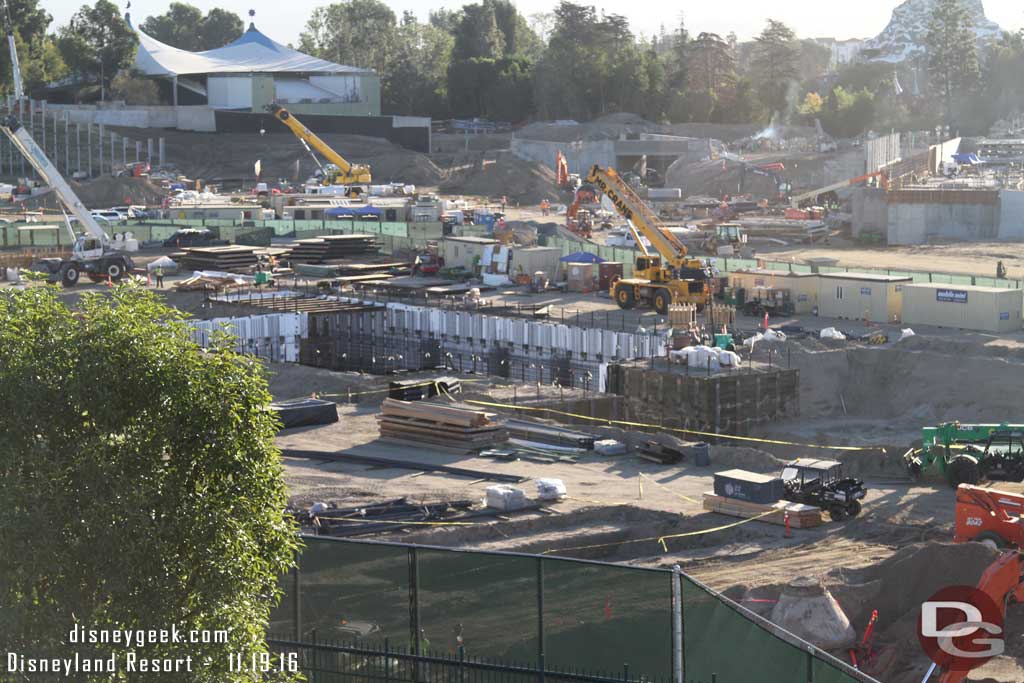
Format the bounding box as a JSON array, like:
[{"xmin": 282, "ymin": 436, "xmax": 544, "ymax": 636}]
[
  {"xmin": 47, "ymin": 104, "xmax": 217, "ymax": 132},
  {"xmin": 510, "ymin": 138, "xmax": 615, "ymax": 174},
  {"xmin": 999, "ymin": 190, "xmax": 1024, "ymax": 240},
  {"xmin": 851, "ymin": 188, "xmax": 887, "ymax": 240},
  {"xmin": 887, "ymin": 200, "xmax": 999, "ymax": 245}
]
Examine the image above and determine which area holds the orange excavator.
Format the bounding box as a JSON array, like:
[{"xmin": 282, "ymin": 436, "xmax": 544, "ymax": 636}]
[
  {"xmin": 555, "ymin": 150, "xmax": 580, "ymax": 192},
  {"xmin": 566, "ymin": 185, "xmax": 598, "ymax": 237}
]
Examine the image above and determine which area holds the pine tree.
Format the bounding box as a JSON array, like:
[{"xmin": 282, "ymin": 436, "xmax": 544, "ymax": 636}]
[
  {"xmin": 926, "ymin": 0, "xmax": 981, "ymax": 124},
  {"xmin": 751, "ymin": 19, "xmax": 799, "ymax": 119}
]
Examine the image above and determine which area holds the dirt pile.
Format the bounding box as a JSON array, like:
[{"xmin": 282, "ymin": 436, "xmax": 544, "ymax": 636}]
[
  {"xmin": 665, "ymin": 157, "xmax": 778, "ymax": 198},
  {"xmin": 440, "ymin": 151, "xmax": 560, "ymax": 203},
  {"xmin": 108, "ymin": 128, "xmax": 445, "ymax": 186},
  {"xmin": 517, "ymin": 112, "xmax": 662, "ymax": 142},
  {"xmin": 20, "ymin": 176, "xmax": 167, "ymax": 210}
]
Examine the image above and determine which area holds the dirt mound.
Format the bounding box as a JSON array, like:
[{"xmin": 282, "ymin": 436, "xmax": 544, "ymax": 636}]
[
  {"xmin": 517, "ymin": 113, "xmax": 663, "ymax": 142},
  {"xmin": 711, "ymin": 446, "xmax": 785, "ymax": 472},
  {"xmin": 665, "ymin": 157, "xmax": 778, "ymax": 198},
  {"xmin": 20, "ymin": 176, "xmax": 167, "ymax": 210},
  {"xmin": 108, "ymin": 128, "xmax": 445, "ymax": 186},
  {"xmin": 440, "ymin": 151, "xmax": 560, "ymax": 203}
]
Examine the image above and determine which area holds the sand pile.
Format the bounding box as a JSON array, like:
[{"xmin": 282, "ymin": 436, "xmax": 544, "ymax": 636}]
[
  {"xmin": 440, "ymin": 152, "xmax": 560, "ymax": 204},
  {"xmin": 664, "ymin": 157, "xmax": 779, "ymax": 198}
]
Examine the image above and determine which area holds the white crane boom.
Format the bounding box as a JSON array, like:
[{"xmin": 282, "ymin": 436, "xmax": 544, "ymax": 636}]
[
  {"xmin": 3, "ymin": 1, "xmax": 21, "ymax": 99},
  {"xmin": 0, "ymin": 115, "xmax": 109, "ymax": 242}
]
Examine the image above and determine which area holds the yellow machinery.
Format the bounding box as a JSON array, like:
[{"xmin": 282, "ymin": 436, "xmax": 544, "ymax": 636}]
[
  {"xmin": 265, "ymin": 104, "xmax": 372, "ymax": 193},
  {"xmin": 585, "ymin": 165, "xmax": 712, "ymax": 313}
]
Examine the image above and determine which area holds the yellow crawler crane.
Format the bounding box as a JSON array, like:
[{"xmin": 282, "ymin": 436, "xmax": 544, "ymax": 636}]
[{"xmin": 266, "ymin": 104, "xmax": 372, "ymax": 194}]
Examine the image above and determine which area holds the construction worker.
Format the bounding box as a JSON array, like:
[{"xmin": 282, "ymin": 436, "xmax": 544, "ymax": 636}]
[
  {"xmin": 500, "ymin": 195, "xmax": 507, "ymax": 213},
  {"xmin": 997, "ymin": 260, "xmax": 1007, "ymax": 279},
  {"xmin": 154, "ymin": 265, "xmax": 164, "ymax": 288},
  {"xmin": 540, "ymin": 199, "xmax": 550, "ymax": 216}
]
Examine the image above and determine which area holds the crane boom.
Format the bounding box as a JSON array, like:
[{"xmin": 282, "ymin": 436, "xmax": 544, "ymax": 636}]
[
  {"xmin": 0, "ymin": 115, "xmax": 108, "ymax": 241},
  {"xmin": 265, "ymin": 104, "xmax": 371, "ymax": 185},
  {"xmin": 3, "ymin": 1, "xmax": 21, "ymax": 99},
  {"xmin": 788, "ymin": 169, "xmax": 888, "ymax": 207},
  {"xmin": 584, "ymin": 165, "xmax": 689, "ymax": 266}
]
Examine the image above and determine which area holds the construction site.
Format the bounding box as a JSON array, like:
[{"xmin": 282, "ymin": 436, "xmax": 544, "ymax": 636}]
[{"xmin": 7, "ymin": 9, "xmax": 1024, "ymax": 683}]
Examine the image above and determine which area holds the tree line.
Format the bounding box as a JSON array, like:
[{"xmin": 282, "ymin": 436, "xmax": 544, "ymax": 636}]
[{"xmin": 2, "ymin": 0, "xmax": 1023, "ymax": 137}]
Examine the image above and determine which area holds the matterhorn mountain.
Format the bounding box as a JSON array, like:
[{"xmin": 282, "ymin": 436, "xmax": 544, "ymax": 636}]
[{"xmin": 861, "ymin": 0, "xmax": 1002, "ymax": 62}]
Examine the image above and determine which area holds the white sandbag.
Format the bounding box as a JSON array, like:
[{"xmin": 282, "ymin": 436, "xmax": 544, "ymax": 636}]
[
  {"xmin": 5, "ymin": 267, "xmax": 20, "ymax": 282},
  {"xmin": 762, "ymin": 329, "xmax": 787, "ymax": 342},
  {"xmin": 536, "ymin": 478, "xmax": 567, "ymax": 501},
  {"xmin": 899, "ymin": 328, "xmax": 915, "ymax": 341},
  {"xmin": 594, "ymin": 439, "xmax": 627, "ymax": 456},
  {"xmin": 820, "ymin": 327, "xmax": 846, "ymax": 340},
  {"xmin": 669, "ymin": 348, "xmax": 688, "ymax": 364},
  {"xmin": 744, "ymin": 333, "xmax": 763, "ymax": 349},
  {"xmin": 485, "ymin": 485, "xmax": 529, "ymax": 512},
  {"xmin": 718, "ymin": 350, "xmax": 741, "ymax": 367},
  {"xmin": 309, "ymin": 502, "xmax": 329, "ymax": 515}
]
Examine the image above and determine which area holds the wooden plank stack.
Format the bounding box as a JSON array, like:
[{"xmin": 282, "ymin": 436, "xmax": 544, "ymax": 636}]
[
  {"xmin": 175, "ymin": 245, "xmax": 259, "ymax": 272},
  {"xmin": 377, "ymin": 398, "xmax": 506, "ymax": 453},
  {"xmin": 702, "ymin": 492, "xmax": 823, "ymax": 528},
  {"xmin": 287, "ymin": 234, "xmax": 381, "ymax": 263}
]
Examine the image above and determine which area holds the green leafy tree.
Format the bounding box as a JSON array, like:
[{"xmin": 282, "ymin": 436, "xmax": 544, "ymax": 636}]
[
  {"xmin": 385, "ymin": 11, "xmax": 453, "ymax": 117},
  {"xmin": 796, "ymin": 39, "xmax": 831, "ymax": 83},
  {"xmin": 448, "ymin": 56, "xmax": 533, "ymax": 121},
  {"xmin": 665, "ymin": 15, "xmax": 690, "ymax": 121},
  {"xmin": 57, "ymin": 0, "xmax": 137, "ymax": 99},
  {"xmin": 0, "ymin": 0, "xmax": 54, "ymax": 93},
  {"xmin": 686, "ymin": 32, "xmax": 737, "ymax": 121},
  {"xmin": 299, "ymin": 0, "xmax": 398, "ymax": 77},
  {"xmin": 0, "ymin": 286, "xmax": 298, "ymax": 682},
  {"xmin": 982, "ymin": 30, "xmax": 1024, "ymax": 132},
  {"xmin": 750, "ymin": 19, "xmax": 799, "ymax": 118},
  {"xmin": 109, "ymin": 68, "xmax": 160, "ymax": 104},
  {"xmin": 142, "ymin": 4, "xmax": 243, "ymax": 51},
  {"xmin": 19, "ymin": 33, "xmax": 68, "ymax": 94},
  {"xmin": 451, "ymin": 3, "xmax": 505, "ymax": 61},
  {"xmin": 926, "ymin": 0, "xmax": 980, "ymax": 124}
]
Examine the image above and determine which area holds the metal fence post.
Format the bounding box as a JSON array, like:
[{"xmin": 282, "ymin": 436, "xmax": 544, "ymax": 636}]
[
  {"xmin": 408, "ymin": 546, "xmax": 421, "ymax": 670},
  {"xmin": 293, "ymin": 557, "xmax": 302, "ymax": 641},
  {"xmin": 672, "ymin": 565, "xmax": 684, "ymax": 683},
  {"xmin": 537, "ymin": 557, "xmax": 546, "ymax": 683}
]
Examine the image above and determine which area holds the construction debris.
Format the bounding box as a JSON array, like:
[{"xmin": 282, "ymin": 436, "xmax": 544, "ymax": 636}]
[
  {"xmin": 377, "ymin": 398, "xmax": 507, "ymax": 452},
  {"xmin": 503, "ymin": 419, "xmax": 595, "ymax": 449},
  {"xmin": 388, "ymin": 377, "xmax": 462, "ymax": 401},
  {"xmin": 297, "ymin": 497, "xmax": 477, "ymax": 537}
]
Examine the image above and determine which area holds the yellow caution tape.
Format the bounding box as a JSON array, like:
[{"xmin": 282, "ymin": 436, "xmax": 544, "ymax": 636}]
[
  {"xmin": 317, "ymin": 517, "xmax": 484, "ymax": 527},
  {"xmin": 316, "ymin": 377, "xmax": 486, "ymax": 400},
  {"xmin": 540, "ymin": 508, "xmax": 780, "ymax": 556},
  {"xmin": 639, "ymin": 473, "xmax": 702, "ymax": 506},
  {"xmin": 461, "ymin": 398, "xmax": 881, "ymax": 452}
]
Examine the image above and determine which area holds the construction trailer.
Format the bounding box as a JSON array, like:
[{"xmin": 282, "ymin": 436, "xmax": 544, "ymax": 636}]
[
  {"xmin": 438, "ymin": 235, "xmax": 499, "ymax": 272},
  {"xmin": 816, "ymin": 272, "xmax": 911, "ymax": 323},
  {"xmin": 728, "ymin": 269, "xmax": 819, "ymax": 314},
  {"xmin": 901, "ymin": 283, "xmax": 1023, "ymax": 333},
  {"xmin": 509, "ymin": 246, "xmax": 561, "ymax": 281}
]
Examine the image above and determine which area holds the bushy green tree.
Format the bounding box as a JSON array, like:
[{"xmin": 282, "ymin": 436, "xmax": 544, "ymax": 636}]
[
  {"xmin": 299, "ymin": 0, "xmax": 398, "ymax": 77},
  {"xmin": 926, "ymin": 0, "xmax": 980, "ymax": 125},
  {"xmin": 385, "ymin": 11, "xmax": 453, "ymax": 117},
  {"xmin": 141, "ymin": 4, "xmax": 243, "ymax": 51},
  {"xmin": 750, "ymin": 19, "xmax": 799, "ymax": 118},
  {"xmin": 57, "ymin": 0, "xmax": 137, "ymax": 99},
  {"xmin": 0, "ymin": 285, "xmax": 298, "ymax": 682},
  {"xmin": 0, "ymin": 0, "xmax": 51, "ymax": 92}
]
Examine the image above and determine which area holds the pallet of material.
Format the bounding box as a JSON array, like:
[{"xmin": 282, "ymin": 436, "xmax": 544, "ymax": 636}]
[
  {"xmin": 377, "ymin": 398, "xmax": 505, "ymax": 451},
  {"xmin": 286, "ymin": 234, "xmax": 381, "ymax": 263},
  {"xmin": 176, "ymin": 245, "xmax": 259, "ymax": 272},
  {"xmin": 702, "ymin": 492, "xmax": 823, "ymax": 528},
  {"xmin": 175, "ymin": 274, "xmax": 242, "ymax": 291},
  {"xmin": 388, "ymin": 377, "xmax": 461, "ymax": 402}
]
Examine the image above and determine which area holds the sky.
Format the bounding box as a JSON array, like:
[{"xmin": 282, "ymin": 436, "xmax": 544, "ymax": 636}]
[{"xmin": 44, "ymin": 0, "xmax": 1024, "ymax": 46}]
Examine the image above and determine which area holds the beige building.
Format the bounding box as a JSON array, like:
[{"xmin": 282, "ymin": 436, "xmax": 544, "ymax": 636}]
[
  {"xmin": 901, "ymin": 283, "xmax": 1023, "ymax": 333},
  {"xmin": 510, "ymin": 247, "xmax": 562, "ymax": 281},
  {"xmin": 817, "ymin": 273, "xmax": 911, "ymax": 323},
  {"xmin": 439, "ymin": 236, "xmax": 499, "ymax": 272},
  {"xmin": 728, "ymin": 269, "xmax": 819, "ymax": 314}
]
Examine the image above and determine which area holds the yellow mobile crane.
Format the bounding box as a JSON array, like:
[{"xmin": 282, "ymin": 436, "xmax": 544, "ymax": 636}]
[
  {"xmin": 265, "ymin": 104, "xmax": 372, "ymax": 194},
  {"xmin": 585, "ymin": 165, "xmax": 712, "ymax": 313}
]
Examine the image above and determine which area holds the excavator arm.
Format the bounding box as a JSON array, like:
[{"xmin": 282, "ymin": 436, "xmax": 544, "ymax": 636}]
[
  {"xmin": 584, "ymin": 165, "xmax": 689, "ymax": 267},
  {"xmin": 265, "ymin": 104, "xmax": 371, "ymax": 185}
]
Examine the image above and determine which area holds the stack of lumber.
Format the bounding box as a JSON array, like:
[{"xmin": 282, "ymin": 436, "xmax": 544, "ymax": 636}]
[
  {"xmin": 377, "ymin": 398, "xmax": 506, "ymax": 453},
  {"xmin": 292, "ymin": 261, "xmax": 407, "ymax": 279},
  {"xmin": 637, "ymin": 440, "xmax": 686, "ymax": 464},
  {"xmin": 175, "ymin": 273, "xmax": 244, "ymax": 291},
  {"xmin": 287, "ymin": 234, "xmax": 381, "ymax": 263},
  {"xmin": 504, "ymin": 419, "xmax": 594, "ymax": 450},
  {"xmin": 175, "ymin": 245, "xmax": 259, "ymax": 272},
  {"xmin": 387, "ymin": 377, "xmax": 462, "ymax": 401},
  {"xmin": 702, "ymin": 492, "xmax": 823, "ymax": 528}
]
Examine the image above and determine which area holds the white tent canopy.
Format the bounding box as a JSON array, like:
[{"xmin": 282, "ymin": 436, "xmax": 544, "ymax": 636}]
[{"xmin": 129, "ymin": 15, "xmax": 372, "ymax": 77}]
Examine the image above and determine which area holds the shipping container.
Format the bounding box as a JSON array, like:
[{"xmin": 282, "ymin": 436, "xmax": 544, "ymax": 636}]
[
  {"xmin": 816, "ymin": 272, "xmax": 911, "ymax": 323},
  {"xmin": 901, "ymin": 283, "xmax": 1023, "ymax": 333},
  {"xmin": 598, "ymin": 261, "xmax": 624, "ymax": 290},
  {"xmin": 713, "ymin": 469, "xmax": 785, "ymax": 504},
  {"xmin": 439, "ymin": 236, "xmax": 499, "ymax": 272}
]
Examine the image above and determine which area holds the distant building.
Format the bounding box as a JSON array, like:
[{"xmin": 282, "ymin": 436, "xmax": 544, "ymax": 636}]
[
  {"xmin": 812, "ymin": 38, "xmax": 866, "ymax": 70},
  {"xmin": 128, "ymin": 11, "xmax": 381, "ymax": 117}
]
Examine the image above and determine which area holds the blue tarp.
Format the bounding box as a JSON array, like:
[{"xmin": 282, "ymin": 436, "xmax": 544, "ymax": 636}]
[
  {"xmin": 952, "ymin": 153, "xmax": 984, "ymax": 165},
  {"xmin": 325, "ymin": 205, "xmax": 383, "ymax": 218},
  {"xmin": 560, "ymin": 251, "xmax": 605, "ymax": 264}
]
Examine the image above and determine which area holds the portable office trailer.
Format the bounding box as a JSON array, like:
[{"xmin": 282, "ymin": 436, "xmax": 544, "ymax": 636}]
[
  {"xmin": 510, "ymin": 247, "xmax": 561, "ymax": 281},
  {"xmin": 901, "ymin": 283, "xmax": 1023, "ymax": 333},
  {"xmin": 439, "ymin": 236, "xmax": 499, "ymax": 272},
  {"xmin": 816, "ymin": 272, "xmax": 911, "ymax": 323},
  {"xmin": 728, "ymin": 269, "xmax": 819, "ymax": 314}
]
